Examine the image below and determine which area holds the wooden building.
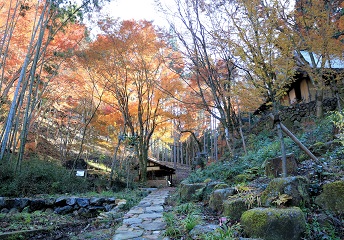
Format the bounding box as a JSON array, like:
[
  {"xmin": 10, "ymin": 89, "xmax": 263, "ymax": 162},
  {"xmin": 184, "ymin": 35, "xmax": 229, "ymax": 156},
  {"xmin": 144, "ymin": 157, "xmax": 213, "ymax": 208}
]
[
  {"xmin": 146, "ymin": 157, "xmax": 175, "ymax": 188},
  {"xmin": 281, "ymin": 51, "xmax": 344, "ymax": 106},
  {"xmin": 281, "ymin": 73, "xmax": 330, "ymax": 105}
]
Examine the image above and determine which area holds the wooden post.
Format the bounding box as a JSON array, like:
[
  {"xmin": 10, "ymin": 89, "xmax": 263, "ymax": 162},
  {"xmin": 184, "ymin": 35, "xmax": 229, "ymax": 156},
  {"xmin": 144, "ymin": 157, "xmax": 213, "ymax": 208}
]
[
  {"xmin": 276, "ymin": 122, "xmax": 287, "ymax": 177},
  {"xmin": 269, "ymin": 114, "xmax": 329, "ymax": 171}
]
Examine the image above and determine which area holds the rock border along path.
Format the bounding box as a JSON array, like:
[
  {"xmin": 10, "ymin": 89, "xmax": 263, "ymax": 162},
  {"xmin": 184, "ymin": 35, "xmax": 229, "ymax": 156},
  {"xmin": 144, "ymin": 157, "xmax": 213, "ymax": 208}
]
[{"xmin": 113, "ymin": 188, "xmax": 171, "ymax": 240}]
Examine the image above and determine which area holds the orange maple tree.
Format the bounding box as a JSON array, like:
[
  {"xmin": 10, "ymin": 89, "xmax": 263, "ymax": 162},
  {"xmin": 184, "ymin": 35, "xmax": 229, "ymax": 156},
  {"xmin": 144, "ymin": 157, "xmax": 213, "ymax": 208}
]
[{"xmin": 81, "ymin": 19, "xmax": 182, "ymax": 182}]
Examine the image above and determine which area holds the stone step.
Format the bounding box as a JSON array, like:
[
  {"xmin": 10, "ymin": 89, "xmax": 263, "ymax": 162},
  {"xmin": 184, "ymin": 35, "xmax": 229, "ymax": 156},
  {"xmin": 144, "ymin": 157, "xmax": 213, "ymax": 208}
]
[{"xmin": 112, "ymin": 188, "xmax": 172, "ymax": 240}]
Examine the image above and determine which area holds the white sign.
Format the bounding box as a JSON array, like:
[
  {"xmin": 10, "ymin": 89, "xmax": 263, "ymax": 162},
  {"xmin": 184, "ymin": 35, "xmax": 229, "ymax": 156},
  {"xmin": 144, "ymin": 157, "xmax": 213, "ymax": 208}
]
[{"xmin": 76, "ymin": 170, "xmax": 85, "ymax": 177}]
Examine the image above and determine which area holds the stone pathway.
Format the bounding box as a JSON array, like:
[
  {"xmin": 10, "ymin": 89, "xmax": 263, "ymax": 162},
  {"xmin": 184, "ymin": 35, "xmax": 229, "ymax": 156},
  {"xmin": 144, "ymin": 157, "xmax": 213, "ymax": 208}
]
[{"xmin": 113, "ymin": 188, "xmax": 171, "ymax": 240}]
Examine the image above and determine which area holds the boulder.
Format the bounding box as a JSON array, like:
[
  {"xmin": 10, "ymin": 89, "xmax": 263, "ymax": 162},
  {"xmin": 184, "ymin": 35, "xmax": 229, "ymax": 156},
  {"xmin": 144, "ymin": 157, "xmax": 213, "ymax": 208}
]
[
  {"xmin": 264, "ymin": 153, "xmax": 298, "ymax": 178},
  {"xmin": 55, "ymin": 196, "xmax": 67, "ymax": 206},
  {"xmin": 0, "ymin": 195, "xmax": 127, "ymax": 215},
  {"xmin": 315, "ymin": 180, "xmax": 344, "ymax": 214},
  {"xmin": 240, "ymin": 207, "xmax": 306, "ymax": 240},
  {"xmin": 104, "ymin": 204, "xmax": 116, "ymax": 212},
  {"xmin": 14, "ymin": 198, "xmax": 30, "ymax": 211},
  {"xmin": 44, "ymin": 198, "xmax": 56, "ymax": 207},
  {"xmin": 88, "ymin": 206, "xmax": 105, "ymax": 212},
  {"xmin": 54, "ymin": 205, "xmax": 73, "ymax": 214},
  {"xmin": 239, "ymin": 238, "xmax": 263, "ymax": 240},
  {"xmin": 76, "ymin": 198, "xmax": 89, "ymax": 208},
  {"xmin": 223, "ymin": 198, "xmax": 248, "ymax": 221},
  {"xmin": 108, "ymin": 197, "xmax": 117, "ymax": 203},
  {"xmin": 189, "ymin": 224, "xmax": 221, "ymax": 239},
  {"xmin": 209, "ymin": 188, "xmax": 235, "ymax": 212},
  {"xmin": 4, "ymin": 199, "xmax": 15, "ymax": 209},
  {"xmin": 179, "ymin": 183, "xmax": 206, "ymax": 202},
  {"xmin": 202, "ymin": 181, "xmax": 228, "ymax": 200},
  {"xmin": 29, "ymin": 199, "xmax": 47, "ymax": 212},
  {"xmin": 77, "ymin": 207, "xmax": 93, "ymax": 218},
  {"xmin": 66, "ymin": 197, "xmax": 77, "ymax": 206},
  {"xmin": 90, "ymin": 197, "xmax": 106, "ymax": 205},
  {"xmin": 260, "ymin": 176, "xmax": 309, "ymax": 207},
  {"xmin": 211, "ymin": 182, "xmax": 229, "ymax": 190}
]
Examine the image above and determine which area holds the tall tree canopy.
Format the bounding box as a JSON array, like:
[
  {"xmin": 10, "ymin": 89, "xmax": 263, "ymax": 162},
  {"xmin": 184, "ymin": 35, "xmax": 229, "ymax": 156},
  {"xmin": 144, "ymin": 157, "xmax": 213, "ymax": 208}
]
[
  {"xmin": 0, "ymin": 0, "xmax": 107, "ymax": 168},
  {"xmin": 83, "ymin": 19, "xmax": 182, "ymax": 181}
]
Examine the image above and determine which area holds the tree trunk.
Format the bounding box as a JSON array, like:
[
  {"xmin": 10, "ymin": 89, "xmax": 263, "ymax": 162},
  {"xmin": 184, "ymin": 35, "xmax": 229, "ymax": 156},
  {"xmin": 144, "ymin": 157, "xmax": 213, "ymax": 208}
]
[
  {"xmin": 316, "ymin": 89, "xmax": 324, "ymax": 118},
  {"xmin": 0, "ymin": 45, "xmax": 33, "ymax": 161},
  {"xmin": 139, "ymin": 145, "xmax": 148, "ymax": 182},
  {"xmin": 0, "ymin": 0, "xmax": 21, "ymax": 96},
  {"xmin": 109, "ymin": 139, "xmax": 122, "ymax": 187},
  {"xmin": 236, "ymin": 97, "xmax": 247, "ymax": 155}
]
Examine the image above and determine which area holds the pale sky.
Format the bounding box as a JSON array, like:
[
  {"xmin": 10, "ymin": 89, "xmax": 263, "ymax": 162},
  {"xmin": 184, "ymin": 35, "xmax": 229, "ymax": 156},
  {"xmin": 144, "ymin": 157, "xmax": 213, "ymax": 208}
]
[{"xmin": 103, "ymin": 0, "xmax": 171, "ymax": 28}]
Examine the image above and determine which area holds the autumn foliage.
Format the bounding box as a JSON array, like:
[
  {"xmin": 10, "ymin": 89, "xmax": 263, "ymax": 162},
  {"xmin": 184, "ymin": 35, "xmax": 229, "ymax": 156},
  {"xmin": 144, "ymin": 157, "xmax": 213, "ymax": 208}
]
[{"xmin": 0, "ymin": 0, "xmax": 343, "ymax": 185}]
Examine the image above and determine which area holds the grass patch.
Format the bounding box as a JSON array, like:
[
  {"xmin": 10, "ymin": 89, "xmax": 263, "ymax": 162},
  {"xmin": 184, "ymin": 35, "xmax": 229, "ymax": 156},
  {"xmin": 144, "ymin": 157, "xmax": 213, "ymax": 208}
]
[{"xmin": 0, "ymin": 211, "xmax": 80, "ymax": 234}]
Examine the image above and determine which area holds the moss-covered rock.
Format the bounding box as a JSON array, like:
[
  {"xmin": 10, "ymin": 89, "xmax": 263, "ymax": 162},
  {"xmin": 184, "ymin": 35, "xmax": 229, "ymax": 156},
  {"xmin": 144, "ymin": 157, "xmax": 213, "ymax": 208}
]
[
  {"xmin": 240, "ymin": 207, "xmax": 306, "ymax": 240},
  {"xmin": 260, "ymin": 176, "xmax": 309, "ymax": 207},
  {"xmin": 179, "ymin": 183, "xmax": 206, "ymax": 202},
  {"xmin": 223, "ymin": 197, "xmax": 248, "ymax": 221},
  {"xmin": 201, "ymin": 181, "xmax": 228, "ymax": 201},
  {"xmin": 315, "ymin": 180, "xmax": 344, "ymax": 214},
  {"xmin": 208, "ymin": 188, "xmax": 235, "ymax": 212}
]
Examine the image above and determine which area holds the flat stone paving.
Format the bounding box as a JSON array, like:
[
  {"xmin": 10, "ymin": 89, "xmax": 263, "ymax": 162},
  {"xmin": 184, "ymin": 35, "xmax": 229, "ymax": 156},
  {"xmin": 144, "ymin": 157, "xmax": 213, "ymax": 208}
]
[{"xmin": 113, "ymin": 188, "xmax": 171, "ymax": 240}]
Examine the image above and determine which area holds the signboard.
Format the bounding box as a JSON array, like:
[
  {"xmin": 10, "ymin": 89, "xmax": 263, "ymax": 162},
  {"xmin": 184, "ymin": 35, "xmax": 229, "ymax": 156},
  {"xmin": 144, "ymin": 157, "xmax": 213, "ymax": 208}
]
[{"xmin": 76, "ymin": 170, "xmax": 85, "ymax": 177}]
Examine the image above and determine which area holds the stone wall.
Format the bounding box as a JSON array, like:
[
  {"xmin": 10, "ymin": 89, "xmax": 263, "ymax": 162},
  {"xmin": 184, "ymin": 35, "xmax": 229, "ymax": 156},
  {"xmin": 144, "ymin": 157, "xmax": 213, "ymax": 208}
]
[
  {"xmin": 0, "ymin": 196, "xmax": 126, "ymax": 215},
  {"xmin": 279, "ymin": 97, "xmax": 337, "ymax": 126},
  {"xmin": 252, "ymin": 97, "xmax": 338, "ymax": 132}
]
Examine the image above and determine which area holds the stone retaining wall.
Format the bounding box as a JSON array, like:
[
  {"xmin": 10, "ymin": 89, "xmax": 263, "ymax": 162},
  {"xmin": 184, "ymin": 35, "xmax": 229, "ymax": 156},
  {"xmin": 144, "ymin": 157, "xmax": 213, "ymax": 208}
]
[
  {"xmin": 279, "ymin": 97, "xmax": 337, "ymax": 124},
  {"xmin": 0, "ymin": 196, "xmax": 126, "ymax": 215},
  {"xmin": 252, "ymin": 97, "xmax": 338, "ymax": 132}
]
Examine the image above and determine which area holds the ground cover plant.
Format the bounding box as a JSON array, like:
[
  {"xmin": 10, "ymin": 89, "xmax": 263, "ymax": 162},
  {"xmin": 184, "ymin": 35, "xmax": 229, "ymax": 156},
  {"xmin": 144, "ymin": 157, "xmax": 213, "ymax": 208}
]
[
  {"xmin": 0, "ymin": 157, "xmax": 90, "ymax": 197},
  {"xmin": 0, "ymin": 154, "xmax": 148, "ymax": 239},
  {"xmin": 164, "ymin": 112, "xmax": 344, "ymax": 239},
  {"xmin": 1, "ymin": 112, "xmax": 343, "ymax": 239},
  {"xmin": 0, "ymin": 187, "xmax": 147, "ymax": 239}
]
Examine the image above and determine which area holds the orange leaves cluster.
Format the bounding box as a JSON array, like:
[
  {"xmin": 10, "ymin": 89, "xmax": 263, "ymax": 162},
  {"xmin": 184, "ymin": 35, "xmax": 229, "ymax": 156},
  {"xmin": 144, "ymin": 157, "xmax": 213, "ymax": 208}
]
[
  {"xmin": 0, "ymin": 0, "xmax": 87, "ymax": 100},
  {"xmin": 76, "ymin": 19, "xmax": 185, "ymax": 144}
]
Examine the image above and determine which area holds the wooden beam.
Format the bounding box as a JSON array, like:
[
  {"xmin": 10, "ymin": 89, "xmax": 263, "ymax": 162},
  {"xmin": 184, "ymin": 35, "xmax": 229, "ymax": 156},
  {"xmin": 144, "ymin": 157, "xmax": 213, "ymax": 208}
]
[
  {"xmin": 147, "ymin": 166, "xmax": 161, "ymax": 171},
  {"xmin": 269, "ymin": 114, "xmax": 330, "ymax": 171}
]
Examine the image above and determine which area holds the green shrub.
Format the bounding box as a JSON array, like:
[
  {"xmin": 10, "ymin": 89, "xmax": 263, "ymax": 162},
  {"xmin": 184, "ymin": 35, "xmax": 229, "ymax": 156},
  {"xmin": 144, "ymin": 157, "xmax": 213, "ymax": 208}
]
[
  {"xmin": 175, "ymin": 202, "xmax": 200, "ymax": 215},
  {"xmin": 304, "ymin": 214, "xmax": 341, "ymax": 240},
  {"xmin": 163, "ymin": 212, "xmax": 183, "ymax": 237},
  {"xmin": 299, "ymin": 115, "xmax": 334, "ymax": 148},
  {"xmin": 186, "ymin": 161, "xmax": 246, "ymax": 184},
  {"xmin": 113, "ymin": 189, "xmax": 148, "ymax": 210},
  {"xmin": 182, "ymin": 213, "xmax": 201, "ymax": 232},
  {"xmin": 0, "ymin": 158, "xmax": 89, "ymax": 197}
]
